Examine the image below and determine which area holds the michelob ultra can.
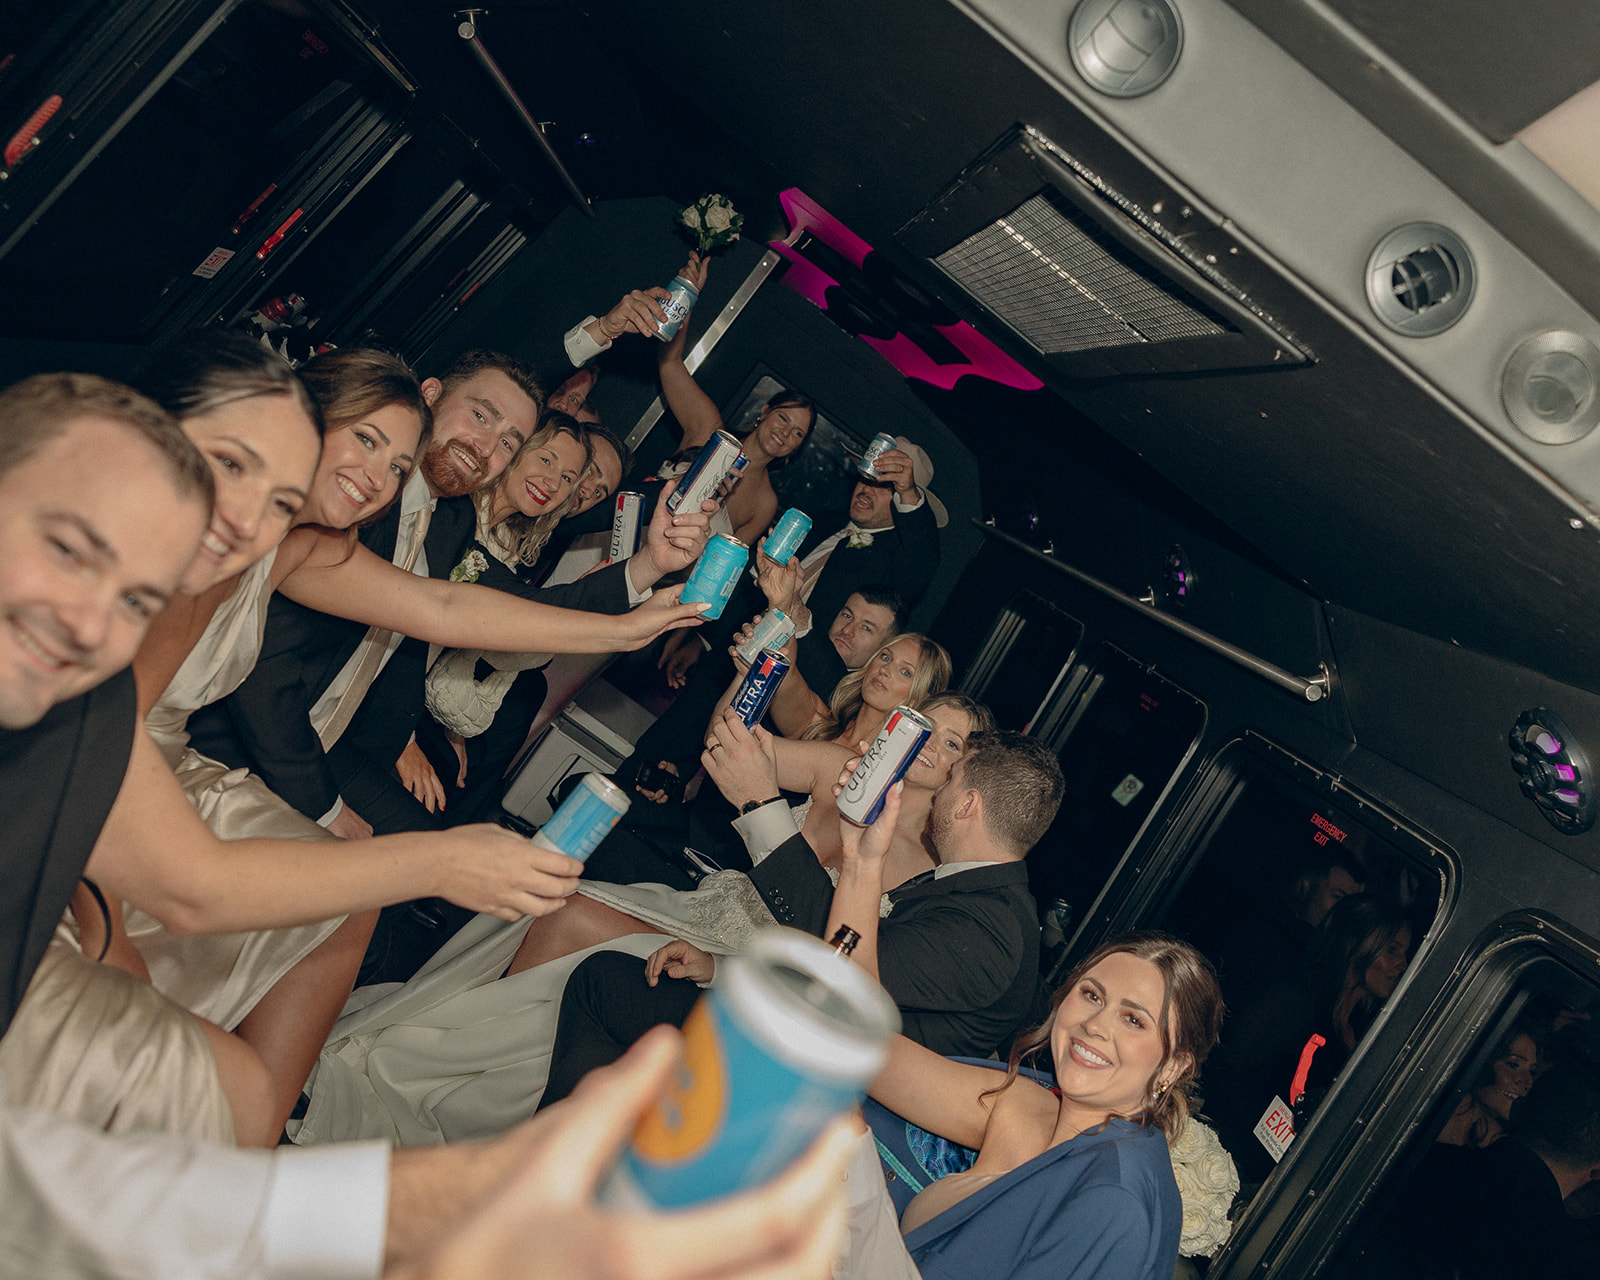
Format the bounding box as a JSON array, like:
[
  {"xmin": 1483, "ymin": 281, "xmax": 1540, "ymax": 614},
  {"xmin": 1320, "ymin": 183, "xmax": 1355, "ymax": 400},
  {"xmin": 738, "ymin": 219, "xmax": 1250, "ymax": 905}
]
[
  {"xmin": 530, "ymin": 772, "xmax": 630, "ymax": 862},
  {"xmin": 605, "ymin": 928, "xmax": 900, "ymax": 1209},
  {"xmin": 654, "ymin": 273, "xmax": 700, "ymax": 342},
  {"xmin": 837, "ymin": 705, "xmax": 934, "ymax": 826},
  {"xmin": 731, "ymin": 647, "xmax": 790, "ymax": 729},
  {"xmin": 735, "ymin": 608, "xmax": 796, "ymax": 665},
  {"xmin": 666, "ymin": 430, "xmax": 747, "ymax": 515},
  {"xmin": 761, "ymin": 508, "xmax": 812, "ymax": 565},
  {"xmin": 857, "ymin": 432, "xmax": 899, "ymax": 479},
  {"xmin": 609, "ymin": 491, "xmax": 644, "ymax": 561},
  {"xmin": 681, "ymin": 533, "xmax": 749, "ymax": 620}
]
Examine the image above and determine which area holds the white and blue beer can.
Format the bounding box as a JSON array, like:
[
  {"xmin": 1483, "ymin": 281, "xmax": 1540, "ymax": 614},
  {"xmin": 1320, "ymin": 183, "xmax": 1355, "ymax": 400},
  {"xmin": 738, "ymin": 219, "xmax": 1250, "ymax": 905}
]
[
  {"xmin": 605, "ymin": 929, "xmax": 899, "ymax": 1209},
  {"xmin": 761, "ymin": 508, "xmax": 812, "ymax": 564},
  {"xmin": 857, "ymin": 432, "xmax": 899, "ymax": 479},
  {"xmin": 735, "ymin": 608, "xmax": 796, "ymax": 665},
  {"xmin": 837, "ymin": 705, "xmax": 934, "ymax": 826},
  {"xmin": 681, "ymin": 533, "xmax": 749, "ymax": 620},
  {"xmin": 530, "ymin": 773, "xmax": 630, "ymax": 862},
  {"xmin": 666, "ymin": 430, "xmax": 748, "ymax": 515},
  {"xmin": 608, "ymin": 491, "xmax": 644, "ymax": 561},
  {"xmin": 654, "ymin": 274, "xmax": 700, "ymax": 342}
]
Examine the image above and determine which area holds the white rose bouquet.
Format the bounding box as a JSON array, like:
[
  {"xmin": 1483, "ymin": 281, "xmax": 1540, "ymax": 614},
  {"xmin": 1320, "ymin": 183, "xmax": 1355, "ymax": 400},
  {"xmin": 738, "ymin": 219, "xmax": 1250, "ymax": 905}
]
[
  {"xmin": 680, "ymin": 193, "xmax": 744, "ymax": 254},
  {"xmin": 1168, "ymin": 1118, "xmax": 1239, "ymax": 1258}
]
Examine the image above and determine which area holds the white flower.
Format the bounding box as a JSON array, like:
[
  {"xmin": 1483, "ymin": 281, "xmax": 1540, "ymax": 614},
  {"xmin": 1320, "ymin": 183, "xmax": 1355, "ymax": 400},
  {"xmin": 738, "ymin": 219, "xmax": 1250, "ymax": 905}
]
[
  {"xmin": 879, "ymin": 893, "xmax": 894, "ymax": 919},
  {"xmin": 705, "ymin": 203, "xmax": 733, "ymax": 232},
  {"xmin": 681, "ymin": 206, "xmax": 702, "ymax": 230},
  {"xmin": 846, "ymin": 530, "xmax": 876, "ymax": 550},
  {"xmin": 449, "ymin": 549, "xmax": 490, "ymax": 584},
  {"xmin": 1168, "ymin": 1119, "xmax": 1238, "ymax": 1258}
]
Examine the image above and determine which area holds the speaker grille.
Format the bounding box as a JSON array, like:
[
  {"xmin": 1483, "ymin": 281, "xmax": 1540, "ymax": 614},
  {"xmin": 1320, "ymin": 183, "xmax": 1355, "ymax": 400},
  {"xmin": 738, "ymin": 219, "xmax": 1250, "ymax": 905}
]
[{"xmin": 934, "ymin": 193, "xmax": 1228, "ymax": 355}]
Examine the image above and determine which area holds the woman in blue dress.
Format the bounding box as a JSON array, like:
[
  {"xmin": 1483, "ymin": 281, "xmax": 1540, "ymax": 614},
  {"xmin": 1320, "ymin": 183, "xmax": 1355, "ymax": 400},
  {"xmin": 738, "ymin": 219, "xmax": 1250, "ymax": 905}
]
[{"xmin": 853, "ymin": 930, "xmax": 1224, "ymax": 1280}]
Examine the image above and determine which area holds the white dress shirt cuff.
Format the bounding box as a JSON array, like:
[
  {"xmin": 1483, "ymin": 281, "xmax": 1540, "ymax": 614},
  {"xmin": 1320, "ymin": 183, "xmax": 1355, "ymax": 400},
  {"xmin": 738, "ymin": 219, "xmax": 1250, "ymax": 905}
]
[
  {"xmin": 316, "ymin": 797, "xmax": 345, "ymax": 828},
  {"xmin": 564, "ymin": 317, "xmax": 611, "ymax": 366},
  {"xmin": 732, "ymin": 802, "xmax": 802, "ymax": 866},
  {"xmin": 892, "ymin": 491, "xmax": 925, "ymax": 513},
  {"xmin": 262, "ymin": 1141, "xmax": 390, "ymax": 1280}
]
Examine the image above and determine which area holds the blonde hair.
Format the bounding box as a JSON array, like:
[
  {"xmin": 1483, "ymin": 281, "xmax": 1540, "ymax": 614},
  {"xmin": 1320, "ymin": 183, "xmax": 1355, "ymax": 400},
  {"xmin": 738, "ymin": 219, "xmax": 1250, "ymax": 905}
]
[
  {"xmin": 798, "ymin": 632, "xmax": 951, "ymax": 743},
  {"xmin": 477, "ymin": 411, "xmax": 590, "ymax": 567}
]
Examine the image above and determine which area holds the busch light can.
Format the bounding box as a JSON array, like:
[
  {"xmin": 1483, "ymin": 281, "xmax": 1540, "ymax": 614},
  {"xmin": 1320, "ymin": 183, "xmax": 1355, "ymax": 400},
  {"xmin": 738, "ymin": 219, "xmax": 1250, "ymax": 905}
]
[
  {"xmin": 857, "ymin": 432, "xmax": 899, "ymax": 479},
  {"xmin": 837, "ymin": 706, "xmax": 934, "ymax": 827},
  {"xmin": 735, "ymin": 608, "xmax": 796, "ymax": 666},
  {"xmin": 731, "ymin": 647, "xmax": 790, "ymax": 728},
  {"xmin": 608, "ymin": 491, "xmax": 644, "ymax": 561},
  {"xmin": 666, "ymin": 430, "xmax": 747, "ymax": 515},
  {"xmin": 605, "ymin": 928, "xmax": 899, "ymax": 1209},
  {"xmin": 654, "ymin": 274, "xmax": 700, "ymax": 342},
  {"xmin": 531, "ymin": 772, "xmax": 630, "ymax": 862},
  {"xmin": 681, "ymin": 533, "xmax": 749, "ymax": 620},
  {"xmin": 761, "ymin": 508, "xmax": 812, "ymax": 565}
]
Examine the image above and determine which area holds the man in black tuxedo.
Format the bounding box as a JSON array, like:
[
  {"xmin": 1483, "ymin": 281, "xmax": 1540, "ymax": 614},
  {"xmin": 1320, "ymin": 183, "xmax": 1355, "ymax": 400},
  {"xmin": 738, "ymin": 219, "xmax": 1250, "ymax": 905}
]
[{"xmin": 540, "ymin": 725, "xmax": 1063, "ymax": 1106}]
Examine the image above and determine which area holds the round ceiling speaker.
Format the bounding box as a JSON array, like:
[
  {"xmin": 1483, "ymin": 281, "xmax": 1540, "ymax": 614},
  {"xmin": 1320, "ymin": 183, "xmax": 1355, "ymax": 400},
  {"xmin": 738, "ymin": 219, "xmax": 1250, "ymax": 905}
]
[
  {"xmin": 1509, "ymin": 707, "xmax": 1597, "ymax": 836},
  {"xmin": 1365, "ymin": 223, "xmax": 1476, "ymax": 337},
  {"xmin": 1163, "ymin": 543, "xmax": 1195, "ymax": 608},
  {"xmin": 1501, "ymin": 330, "xmax": 1600, "ymax": 445},
  {"xmin": 1068, "ymin": 0, "xmax": 1184, "ymax": 99}
]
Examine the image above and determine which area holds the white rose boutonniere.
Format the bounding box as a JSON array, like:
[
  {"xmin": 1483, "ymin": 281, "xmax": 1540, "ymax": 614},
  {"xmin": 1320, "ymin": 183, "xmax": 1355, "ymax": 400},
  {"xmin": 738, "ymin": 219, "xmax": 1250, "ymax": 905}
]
[
  {"xmin": 678, "ymin": 193, "xmax": 744, "ymax": 254},
  {"xmin": 846, "ymin": 530, "xmax": 876, "ymax": 550},
  {"xmin": 879, "ymin": 892, "xmax": 894, "ymax": 919},
  {"xmin": 1169, "ymin": 1119, "xmax": 1239, "ymax": 1258},
  {"xmin": 449, "ymin": 549, "xmax": 490, "ymax": 584}
]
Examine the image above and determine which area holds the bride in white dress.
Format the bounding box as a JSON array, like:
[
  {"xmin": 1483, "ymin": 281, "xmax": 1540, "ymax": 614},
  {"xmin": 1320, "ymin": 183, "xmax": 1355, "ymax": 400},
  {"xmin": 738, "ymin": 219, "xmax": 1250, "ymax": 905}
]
[{"xmin": 292, "ymin": 693, "xmax": 986, "ymax": 1147}]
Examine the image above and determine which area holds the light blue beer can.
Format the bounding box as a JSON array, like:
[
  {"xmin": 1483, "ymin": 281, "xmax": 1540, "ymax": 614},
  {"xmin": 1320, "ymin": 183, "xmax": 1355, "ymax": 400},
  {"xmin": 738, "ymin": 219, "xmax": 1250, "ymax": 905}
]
[
  {"xmin": 604, "ymin": 929, "xmax": 899, "ymax": 1209},
  {"xmin": 655, "ymin": 275, "xmax": 700, "ymax": 342},
  {"xmin": 761, "ymin": 508, "xmax": 812, "ymax": 564},
  {"xmin": 681, "ymin": 533, "xmax": 749, "ymax": 620},
  {"xmin": 531, "ymin": 773, "xmax": 630, "ymax": 862}
]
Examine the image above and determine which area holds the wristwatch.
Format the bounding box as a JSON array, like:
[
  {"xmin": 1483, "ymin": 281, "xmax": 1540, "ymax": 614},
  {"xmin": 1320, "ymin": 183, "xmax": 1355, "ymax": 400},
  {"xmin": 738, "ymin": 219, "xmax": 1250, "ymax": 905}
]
[{"xmin": 740, "ymin": 795, "xmax": 782, "ymax": 816}]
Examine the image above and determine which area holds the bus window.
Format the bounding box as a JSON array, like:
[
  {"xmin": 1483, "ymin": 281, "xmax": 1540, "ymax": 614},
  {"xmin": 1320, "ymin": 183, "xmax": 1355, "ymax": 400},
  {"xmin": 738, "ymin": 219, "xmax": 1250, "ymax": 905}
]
[
  {"xmin": 1029, "ymin": 645, "xmax": 1203, "ymax": 961},
  {"xmin": 1331, "ymin": 959, "xmax": 1600, "ymax": 1279},
  {"xmin": 1156, "ymin": 754, "xmax": 1441, "ymax": 1194},
  {"xmin": 959, "ymin": 591, "xmax": 1084, "ymax": 734}
]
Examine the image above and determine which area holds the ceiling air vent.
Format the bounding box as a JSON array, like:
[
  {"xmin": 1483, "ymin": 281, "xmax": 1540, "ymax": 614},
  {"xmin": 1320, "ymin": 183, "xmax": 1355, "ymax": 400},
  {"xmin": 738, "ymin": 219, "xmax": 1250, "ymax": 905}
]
[
  {"xmin": 900, "ymin": 126, "xmax": 1312, "ymax": 378},
  {"xmin": 1364, "ymin": 223, "xmax": 1476, "ymax": 337}
]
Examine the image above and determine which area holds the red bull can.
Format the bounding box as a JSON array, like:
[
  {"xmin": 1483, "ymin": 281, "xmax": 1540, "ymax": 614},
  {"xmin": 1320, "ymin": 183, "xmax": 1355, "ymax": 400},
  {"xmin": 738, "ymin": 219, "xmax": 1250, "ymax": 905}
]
[
  {"xmin": 857, "ymin": 432, "xmax": 899, "ymax": 479},
  {"xmin": 731, "ymin": 647, "xmax": 790, "ymax": 728},
  {"xmin": 654, "ymin": 273, "xmax": 700, "ymax": 342},
  {"xmin": 666, "ymin": 430, "xmax": 747, "ymax": 515},
  {"xmin": 681, "ymin": 533, "xmax": 749, "ymax": 620},
  {"xmin": 735, "ymin": 608, "xmax": 796, "ymax": 665},
  {"xmin": 837, "ymin": 705, "xmax": 934, "ymax": 826},
  {"xmin": 761, "ymin": 507, "xmax": 812, "ymax": 565},
  {"xmin": 608, "ymin": 491, "xmax": 644, "ymax": 561},
  {"xmin": 605, "ymin": 928, "xmax": 899, "ymax": 1209},
  {"xmin": 530, "ymin": 772, "xmax": 630, "ymax": 862}
]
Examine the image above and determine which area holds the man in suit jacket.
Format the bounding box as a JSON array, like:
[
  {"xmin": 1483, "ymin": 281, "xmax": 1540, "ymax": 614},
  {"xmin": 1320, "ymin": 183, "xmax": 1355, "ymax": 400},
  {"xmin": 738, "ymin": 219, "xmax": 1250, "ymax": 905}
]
[{"xmin": 540, "ymin": 728, "xmax": 1064, "ymax": 1105}]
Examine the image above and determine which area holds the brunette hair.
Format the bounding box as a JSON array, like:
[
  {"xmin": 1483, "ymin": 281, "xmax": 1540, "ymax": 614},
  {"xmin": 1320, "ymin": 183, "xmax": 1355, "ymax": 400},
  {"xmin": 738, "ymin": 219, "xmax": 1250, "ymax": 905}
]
[
  {"xmin": 1308, "ymin": 894, "xmax": 1409, "ymax": 1030},
  {"xmin": 581, "ymin": 423, "xmax": 633, "ymax": 503},
  {"xmin": 437, "ymin": 349, "xmax": 544, "ymax": 410},
  {"xmin": 999, "ymin": 931, "xmax": 1224, "ymax": 1142},
  {"xmin": 298, "ymin": 348, "xmax": 432, "ymax": 527},
  {"xmin": 478, "ymin": 409, "xmax": 592, "ymax": 566},
  {"xmin": 798, "ymin": 632, "xmax": 951, "ymax": 743},
  {"xmin": 738, "ymin": 389, "xmax": 815, "ymax": 469},
  {"xmin": 958, "ymin": 731, "xmax": 1064, "ymax": 857},
  {"xmin": 0, "ymin": 372, "xmax": 213, "ymax": 504},
  {"xmin": 136, "ymin": 329, "xmax": 322, "ymax": 434}
]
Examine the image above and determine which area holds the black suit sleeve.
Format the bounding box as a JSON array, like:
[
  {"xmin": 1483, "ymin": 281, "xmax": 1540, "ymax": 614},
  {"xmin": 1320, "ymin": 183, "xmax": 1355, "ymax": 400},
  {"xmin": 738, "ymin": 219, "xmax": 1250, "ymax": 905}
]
[
  {"xmin": 748, "ymin": 834, "xmax": 835, "ymax": 936},
  {"xmin": 887, "ymin": 498, "xmax": 941, "ymax": 604},
  {"xmin": 876, "ymin": 894, "xmax": 1032, "ymax": 1014}
]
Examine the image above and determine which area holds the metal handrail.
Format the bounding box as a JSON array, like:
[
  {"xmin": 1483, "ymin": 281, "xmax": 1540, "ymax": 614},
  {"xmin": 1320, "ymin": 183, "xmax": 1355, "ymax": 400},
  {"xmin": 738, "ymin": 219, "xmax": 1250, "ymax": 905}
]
[
  {"xmin": 455, "ymin": 11, "xmax": 592, "ymax": 218},
  {"xmin": 975, "ymin": 520, "xmax": 1331, "ymax": 702}
]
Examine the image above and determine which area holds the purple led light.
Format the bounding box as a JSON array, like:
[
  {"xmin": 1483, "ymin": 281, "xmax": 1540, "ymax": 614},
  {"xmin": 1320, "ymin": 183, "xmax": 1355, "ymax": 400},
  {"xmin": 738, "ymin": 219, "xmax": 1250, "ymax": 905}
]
[
  {"xmin": 1534, "ymin": 730, "xmax": 1562, "ymax": 755},
  {"xmin": 1556, "ymin": 789, "xmax": 1581, "ymax": 805},
  {"xmin": 1556, "ymin": 764, "xmax": 1577, "ymax": 782}
]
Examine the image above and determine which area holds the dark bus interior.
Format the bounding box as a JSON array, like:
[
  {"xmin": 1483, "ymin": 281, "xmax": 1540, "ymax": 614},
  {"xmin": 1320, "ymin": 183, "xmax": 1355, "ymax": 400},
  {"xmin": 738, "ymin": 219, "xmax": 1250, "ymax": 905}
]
[{"xmin": 7, "ymin": 0, "xmax": 1600, "ymax": 1274}]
